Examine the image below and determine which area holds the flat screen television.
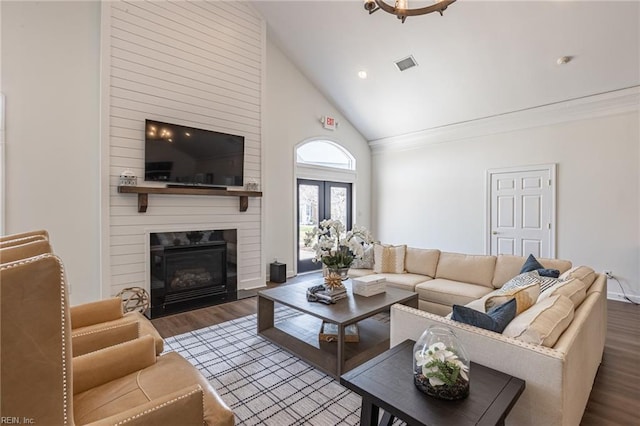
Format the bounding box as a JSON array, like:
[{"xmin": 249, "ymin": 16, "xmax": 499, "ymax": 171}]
[{"xmin": 144, "ymin": 119, "xmax": 244, "ymax": 188}]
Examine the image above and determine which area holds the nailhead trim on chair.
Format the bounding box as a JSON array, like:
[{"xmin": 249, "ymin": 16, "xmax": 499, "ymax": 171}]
[
  {"xmin": 115, "ymin": 385, "xmax": 204, "ymax": 425},
  {"xmin": 73, "ymin": 321, "xmax": 141, "ymax": 338},
  {"xmin": 1, "ymin": 254, "xmax": 70, "ymax": 425}
]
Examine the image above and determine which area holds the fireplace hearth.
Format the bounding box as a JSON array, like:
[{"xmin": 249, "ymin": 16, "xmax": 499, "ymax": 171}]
[{"xmin": 149, "ymin": 229, "xmax": 237, "ymax": 318}]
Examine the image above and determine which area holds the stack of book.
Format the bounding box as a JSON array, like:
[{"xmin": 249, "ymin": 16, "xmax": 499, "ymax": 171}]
[{"xmin": 306, "ymin": 284, "xmax": 348, "ymax": 304}]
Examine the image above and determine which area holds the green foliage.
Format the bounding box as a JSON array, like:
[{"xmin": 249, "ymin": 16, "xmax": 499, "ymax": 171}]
[{"xmin": 423, "ymin": 359, "xmax": 462, "ymax": 386}]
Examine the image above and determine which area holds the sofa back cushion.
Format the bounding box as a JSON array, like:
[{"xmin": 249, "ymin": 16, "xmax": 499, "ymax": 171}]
[
  {"xmin": 492, "ymin": 255, "xmax": 572, "ymax": 288},
  {"xmin": 405, "ymin": 247, "xmax": 440, "ymax": 278},
  {"xmin": 560, "ymin": 266, "xmax": 597, "ymax": 288},
  {"xmin": 503, "ymin": 294, "xmax": 574, "ymax": 347},
  {"xmin": 435, "ymin": 252, "xmax": 497, "ymax": 288}
]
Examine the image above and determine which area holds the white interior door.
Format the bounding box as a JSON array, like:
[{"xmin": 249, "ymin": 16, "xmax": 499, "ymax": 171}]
[{"xmin": 487, "ymin": 165, "xmax": 556, "ymax": 258}]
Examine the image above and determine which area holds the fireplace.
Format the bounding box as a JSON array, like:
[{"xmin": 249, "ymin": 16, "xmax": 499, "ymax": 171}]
[{"xmin": 149, "ymin": 229, "xmax": 237, "ymax": 318}]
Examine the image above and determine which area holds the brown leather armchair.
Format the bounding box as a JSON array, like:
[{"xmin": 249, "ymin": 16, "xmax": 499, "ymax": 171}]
[
  {"xmin": 1, "ymin": 253, "xmax": 235, "ymax": 425},
  {"xmin": 0, "ymin": 231, "xmax": 164, "ymax": 355}
]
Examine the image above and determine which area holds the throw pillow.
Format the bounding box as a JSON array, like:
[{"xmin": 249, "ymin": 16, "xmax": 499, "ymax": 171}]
[
  {"xmin": 538, "ymin": 278, "xmax": 587, "ymax": 307},
  {"xmin": 452, "ymin": 298, "xmax": 517, "ymax": 333},
  {"xmin": 537, "ymin": 268, "xmax": 560, "ymax": 278},
  {"xmin": 486, "ymin": 282, "xmax": 540, "ymax": 315},
  {"xmin": 500, "ymin": 271, "xmax": 541, "ymax": 291},
  {"xmin": 351, "ymin": 245, "xmax": 374, "ymax": 269},
  {"xmin": 503, "ymin": 295, "xmax": 574, "ymax": 347},
  {"xmin": 373, "ymin": 244, "xmax": 406, "ymax": 274},
  {"xmin": 520, "ymin": 254, "xmax": 544, "ymax": 273},
  {"xmin": 538, "ymin": 276, "xmax": 562, "ymax": 293},
  {"xmin": 520, "ymin": 254, "xmax": 560, "ymax": 278}
]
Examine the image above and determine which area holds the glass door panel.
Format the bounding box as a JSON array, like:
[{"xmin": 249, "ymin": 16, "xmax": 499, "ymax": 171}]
[
  {"xmin": 298, "ymin": 183, "xmax": 319, "ymax": 265},
  {"xmin": 297, "ymin": 179, "xmax": 352, "ymax": 273},
  {"xmin": 329, "ymin": 185, "xmax": 348, "ymax": 225}
]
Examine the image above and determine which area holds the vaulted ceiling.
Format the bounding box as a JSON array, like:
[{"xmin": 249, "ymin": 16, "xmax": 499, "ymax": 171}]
[{"xmin": 251, "ymin": 1, "xmax": 640, "ymax": 142}]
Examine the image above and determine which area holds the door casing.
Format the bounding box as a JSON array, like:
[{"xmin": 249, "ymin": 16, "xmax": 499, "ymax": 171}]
[{"xmin": 485, "ymin": 164, "xmax": 557, "ymax": 258}]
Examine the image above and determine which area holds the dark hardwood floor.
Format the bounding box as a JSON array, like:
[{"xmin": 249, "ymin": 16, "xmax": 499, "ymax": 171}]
[{"xmin": 152, "ymin": 274, "xmax": 640, "ymax": 425}]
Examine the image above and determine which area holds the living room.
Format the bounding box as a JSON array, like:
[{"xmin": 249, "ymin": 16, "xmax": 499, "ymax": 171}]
[{"xmin": 1, "ymin": 1, "xmax": 638, "ymax": 425}]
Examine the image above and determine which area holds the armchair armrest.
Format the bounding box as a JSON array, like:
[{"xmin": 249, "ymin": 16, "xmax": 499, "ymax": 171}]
[
  {"xmin": 72, "ymin": 321, "xmax": 140, "ymax": 357},
  {"xmin": 71, "ymin": 297, "xmax": 124, "ymax": 329},
  {"xmin": 73, "ymin": 335, "xmax": 156, "ymax": 394},
  {"xmin": 84, "ymin": 384, "xmax": 205, "ymax": 426}
]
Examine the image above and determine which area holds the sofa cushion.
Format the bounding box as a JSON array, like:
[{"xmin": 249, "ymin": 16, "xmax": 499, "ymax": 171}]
[
  {"xmin": 538, "ymin": 278, "xmax": 587, "ymax": 307},
  {"xmin": 486, "ymin": 283, "xmax": 540, "ymax": 315},
  {"xmin": 435, "ymin": 252, "xmax": 497, "ymax": 288},
  {"xmin": 560, "ymin": 265, "xmax": 596, "ymax": 288},
  {"xmin": 503, "ymin": 295, "xmax": 574, "ymax": 347},
  {"xmin": 347, "ymin": 268, "xmax": 375, "ymax": 279},
  {"xmin": 404, "ymin": 247, "xmax": 440, "ymax": 278},
  {"xmin": 351, "ymin": 245, "xmax": 374, "ymax": 269},
  {"xmin": 373, "ymin": 244, "xmax": 406, "ymax": 274},
  {"xmin": 376, "ymin": 273, "xmax": 430, "ymax": 292},
  {"xmin": 415, "ymin": 279, "xmax": 494, "ymax": 307},
  {"xmin": 492, "ymin": 255, "xmax": 572, "ymax": 288},
  {"xmin": 452, "ymin": 298, "xmax": 517, "ymax": 333}
]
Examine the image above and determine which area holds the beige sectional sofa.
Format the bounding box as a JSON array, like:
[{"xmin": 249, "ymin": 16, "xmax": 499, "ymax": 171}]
[{"xmin": 350, "ymin": 247, "xmax": 607, "ymax": 426}]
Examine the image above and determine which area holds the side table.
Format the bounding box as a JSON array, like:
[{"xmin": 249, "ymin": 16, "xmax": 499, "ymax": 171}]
[{"xmin": 340, "ymin": 339, "xmax": 525, "ymax": 426}]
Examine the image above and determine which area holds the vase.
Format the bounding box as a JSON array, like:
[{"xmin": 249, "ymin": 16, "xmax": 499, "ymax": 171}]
[
  {"xmin": 413, "ymin": 326, "xmax": 470, "ymax": 400},
  {"xmin": 326, "ymin": 267, "xmax": 350, "ymax": 281}
]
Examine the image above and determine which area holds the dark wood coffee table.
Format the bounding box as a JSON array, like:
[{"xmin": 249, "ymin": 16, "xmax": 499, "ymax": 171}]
[
  {"xmin": 340, "ymin": 339, "xmax": 525, "ymax": 426},
  {"xmin": 257, "ymin": 281, "xmax": 418, "ymax": 378}
]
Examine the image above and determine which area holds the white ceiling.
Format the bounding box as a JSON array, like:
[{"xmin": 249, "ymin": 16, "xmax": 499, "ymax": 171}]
[{"xmin": 250, "ymin": 0, "xmax": 640, "ymax": 142}]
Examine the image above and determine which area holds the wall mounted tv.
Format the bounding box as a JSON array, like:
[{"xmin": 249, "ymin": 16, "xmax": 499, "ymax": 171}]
[{"xmin": 144, "ymin": 119, "xmax": 244, "ymax": 188}]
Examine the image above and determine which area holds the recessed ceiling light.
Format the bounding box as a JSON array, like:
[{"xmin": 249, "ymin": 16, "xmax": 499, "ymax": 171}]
[{"xmin": 358, "ymin": 70, "xmax": 368, "ymax": 79}]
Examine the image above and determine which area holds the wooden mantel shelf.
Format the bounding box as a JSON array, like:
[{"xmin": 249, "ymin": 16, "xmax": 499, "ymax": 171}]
[{"xmin": 117, "ymin": 186, "xmax": 263, "ymax": 213}]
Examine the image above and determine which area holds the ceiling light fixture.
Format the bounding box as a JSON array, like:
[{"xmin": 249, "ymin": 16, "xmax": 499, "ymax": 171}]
[{"xmin": 364, "ymin": 0, "xmax": 456, "ymax": 24}]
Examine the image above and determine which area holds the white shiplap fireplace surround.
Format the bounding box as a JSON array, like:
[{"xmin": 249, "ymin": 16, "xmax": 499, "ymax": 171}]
[{"xmin": 101, "ymin": 1, "xmax": 265, "ymax": 300}]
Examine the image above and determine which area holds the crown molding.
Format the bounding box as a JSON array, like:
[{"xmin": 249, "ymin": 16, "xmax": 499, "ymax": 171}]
[{"xmin": 369, "ymin": 86, "xmax": 640, "ymax": 154}]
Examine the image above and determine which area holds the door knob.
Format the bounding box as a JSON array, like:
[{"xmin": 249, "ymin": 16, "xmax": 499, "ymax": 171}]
[{"xmin": 492, "ymin": 231, "xmax": 498, "ymax": 235}]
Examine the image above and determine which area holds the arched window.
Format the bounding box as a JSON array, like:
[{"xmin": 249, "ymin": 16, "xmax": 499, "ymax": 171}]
[{"xmin": 296, "ymin": 140, "xmax": 355, "ymax": 170}]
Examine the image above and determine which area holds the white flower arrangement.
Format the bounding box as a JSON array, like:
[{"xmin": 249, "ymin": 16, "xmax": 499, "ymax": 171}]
[
  {"xmin": 415, "ymin": 341, "xmax": 469, "ymax": 387},
  {"xmin": 303, "ymin": 219, "xmax": 373, "ymax": 269}
]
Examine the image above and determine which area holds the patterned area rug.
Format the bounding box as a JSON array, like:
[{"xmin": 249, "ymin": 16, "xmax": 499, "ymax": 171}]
[{"xmin": 165, "ymin": 307, "xmax": 397, "ymax": 425}]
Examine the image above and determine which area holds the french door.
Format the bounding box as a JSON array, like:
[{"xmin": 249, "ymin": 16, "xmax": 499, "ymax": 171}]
[{"xmin": 297, "ymin": 179, "xmax": 352, "ymax": 273}]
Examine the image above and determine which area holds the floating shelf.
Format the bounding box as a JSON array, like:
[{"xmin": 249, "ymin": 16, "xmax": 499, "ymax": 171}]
[{"xmin": 117, "ymin": 186, "xmax": 262, "ymax": 213}]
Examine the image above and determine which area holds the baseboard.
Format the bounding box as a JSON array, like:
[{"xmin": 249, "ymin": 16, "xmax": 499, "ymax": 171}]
[{"xmin": 607, "ymin": 291, "xmax": 640, "ymax": 304}]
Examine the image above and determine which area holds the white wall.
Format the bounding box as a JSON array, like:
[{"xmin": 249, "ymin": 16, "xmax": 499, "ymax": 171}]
[
  {"xmin": 372, "ymin": 107, "xmax": 640, "ymax": 301},
  {"xmin": 1, "ymin": 1, "xmax": 101, "ymax": 304},
  {"xmin": 264, "ymin": 38, "xmax": 371, "ymax": 278},
  {"xmin": 103, "ymin": 1, "xmax": 265, "ymax": 295}
]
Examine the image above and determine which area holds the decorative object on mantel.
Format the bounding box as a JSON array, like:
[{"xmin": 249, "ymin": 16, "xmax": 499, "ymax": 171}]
[
  {"xmin": 245, "ymin": 178, "xmax": 259, "ymax": 191},
  {"xmin": 119, "ymin": 170, "xmax": 137, "ymax": 186},
  {"xmin": 303, "ymin": 219, "xmax": 373, "ymax": 285},
  {"xmin": 363, "ymin": 0, "xmax": 456, "ymax": 24},
  {"xmin": 413, "ymin": 325, "xmax": 470, "ymax": 400},
  {"xmin": 116, "ymin": 286, "xmax": 150, "ymax": 314}
]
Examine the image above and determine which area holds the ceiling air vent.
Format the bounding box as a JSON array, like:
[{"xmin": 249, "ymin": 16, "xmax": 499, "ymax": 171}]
[{"xmin": 394, "ymin": 55, "xmax": 418, "ymax": 72}]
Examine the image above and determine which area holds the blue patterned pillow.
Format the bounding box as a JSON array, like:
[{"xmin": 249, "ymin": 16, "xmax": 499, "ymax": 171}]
[
  {"xmin": 520, "ymin": 254, "xmax": 559, "ymax": 278},
  {"xmin": 451, "ymin": 298, "xmax": 517, "ymax": 333}
]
